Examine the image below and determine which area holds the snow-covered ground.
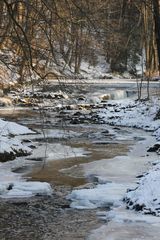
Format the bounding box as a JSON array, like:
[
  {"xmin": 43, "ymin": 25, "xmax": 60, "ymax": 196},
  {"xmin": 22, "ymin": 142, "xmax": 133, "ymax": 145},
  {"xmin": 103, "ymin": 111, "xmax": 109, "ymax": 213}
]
[
  {"xmin": 97, "ymin": 98, "xmax": 160, "ymax": 138},
  {"xmin": 79, "ymin": 58, "xmax": 110, "ymax": 79},
  {"xmin": 0, "ymin": 119, "xmax": 34, "ymax": 136},
  {"xmin": 125, "ymin": 160, "xmax": 160, "ymax": 216},
  {"xmin": 0, "ymin": 119, "xmax": 35, "ymax": 160},
  {"xmin": 0, "ymin": 136, "xmax": 32, "ymax": 158}
]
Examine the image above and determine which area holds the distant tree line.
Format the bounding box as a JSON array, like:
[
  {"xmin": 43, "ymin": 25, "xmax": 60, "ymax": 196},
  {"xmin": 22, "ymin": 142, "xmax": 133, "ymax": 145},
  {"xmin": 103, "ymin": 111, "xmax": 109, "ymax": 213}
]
[{"xmin": 0, "ymin": 0, "xmax": 160, "ymax": 83}]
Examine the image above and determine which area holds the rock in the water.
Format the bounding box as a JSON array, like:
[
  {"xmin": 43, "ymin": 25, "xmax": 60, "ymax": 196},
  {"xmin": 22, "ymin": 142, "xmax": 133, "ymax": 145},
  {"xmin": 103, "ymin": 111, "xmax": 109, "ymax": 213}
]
[{"xmin": 147, "ymin": 143, "xmax": 160, "ymax": 153}]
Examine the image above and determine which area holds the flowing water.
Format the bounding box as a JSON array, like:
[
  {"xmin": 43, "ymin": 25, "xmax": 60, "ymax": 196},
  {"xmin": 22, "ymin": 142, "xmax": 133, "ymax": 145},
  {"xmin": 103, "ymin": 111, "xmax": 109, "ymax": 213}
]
[{"xmin": 0, "ymin": 81, "xmax": 159, "ymax": 240}]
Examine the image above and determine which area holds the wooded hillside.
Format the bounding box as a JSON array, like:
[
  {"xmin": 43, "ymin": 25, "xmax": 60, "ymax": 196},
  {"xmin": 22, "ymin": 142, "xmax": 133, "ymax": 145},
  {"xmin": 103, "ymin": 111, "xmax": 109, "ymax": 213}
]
[{"xmin": 0, "ymin": 0, "xmax": 160, "ymax": 83}]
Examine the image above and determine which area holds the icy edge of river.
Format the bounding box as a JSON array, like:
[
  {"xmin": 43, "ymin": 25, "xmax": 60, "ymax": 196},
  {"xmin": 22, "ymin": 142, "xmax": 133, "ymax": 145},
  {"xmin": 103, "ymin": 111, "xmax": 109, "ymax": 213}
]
[
  {"xmin": 67, "ymin": 97, "xmax": 160, "ymax": 240},
  {"xmin": 0, "ymin": 118, "xmax": 89, "ymax": 198}
]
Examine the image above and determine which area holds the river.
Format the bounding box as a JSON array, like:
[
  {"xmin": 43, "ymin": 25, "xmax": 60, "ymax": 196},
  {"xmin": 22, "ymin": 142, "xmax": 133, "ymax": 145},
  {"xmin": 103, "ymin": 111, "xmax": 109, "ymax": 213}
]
[{"xmin": 0, "ymin": 80, "xmax": 159, "ymax": 239}]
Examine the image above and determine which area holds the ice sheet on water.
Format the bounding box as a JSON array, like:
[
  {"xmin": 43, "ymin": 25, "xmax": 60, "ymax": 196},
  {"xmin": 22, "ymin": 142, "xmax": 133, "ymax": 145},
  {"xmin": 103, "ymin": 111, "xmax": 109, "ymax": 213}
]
[
  {"xmin": 0, "ymin": 139, "xmax": 87, "ymax": 198},
  {"xmin": 29, "ymin": 142, "xmax": 89, "ymax": 161},
  {"xmin": 67, "ymin": 182, "xmax": 130, "ymax": 209},
  {"xmin": 0, "ymin": 155, "xmax": 53, "ymax": 198},
  {"xmin": 106, "ymin": 207, "xmax": 160, "ymax": 224},
  {"xmin": 0, "ymin": 181, "xmax": 52, "ymax": 198},
  {"xmin": 88, "ymin": 206, "xmax": 160, "ymax": 240},
  {"xmin": 87, "ymin": 221, "xmax": 160, "ymax": 240},
  {"xmin": 34, "ymin": 129, "xmax": 82, "ymax": 139}
]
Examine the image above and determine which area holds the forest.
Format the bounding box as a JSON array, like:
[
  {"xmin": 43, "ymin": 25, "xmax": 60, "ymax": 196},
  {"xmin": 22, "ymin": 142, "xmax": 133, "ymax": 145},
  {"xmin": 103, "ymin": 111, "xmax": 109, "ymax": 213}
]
[
  {"xmin": 1, "ymin": 0, "xmax": 160, "ymax": 85},
  {"xmin": 0, "ymin": 1, "xmax": 160, "ymax": 240}
]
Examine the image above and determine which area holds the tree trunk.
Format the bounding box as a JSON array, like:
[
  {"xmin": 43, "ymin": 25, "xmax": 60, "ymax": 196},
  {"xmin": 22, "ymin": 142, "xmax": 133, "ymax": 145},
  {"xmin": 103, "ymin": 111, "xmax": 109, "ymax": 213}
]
[{"xmin": 152, "ymin": 0, "xmax": 160, "ymax": 74}]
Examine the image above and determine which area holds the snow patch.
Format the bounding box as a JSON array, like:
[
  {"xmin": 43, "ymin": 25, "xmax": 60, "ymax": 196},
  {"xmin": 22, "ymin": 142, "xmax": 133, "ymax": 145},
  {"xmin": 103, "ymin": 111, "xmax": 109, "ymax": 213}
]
[
  {"xmin": 98, "ymin": 98, "xmax": 160, "ymax": 139},
  {"xmin": 125, "ymin": 162, "xmax": 160, "ymax": 216},
  {"xmin": 0, "ymin": 137, "xmax": 31, "ymax": 154},
  {"xmin": 0, "ymin": 119, "xmax": 34, "ymax": 136}
]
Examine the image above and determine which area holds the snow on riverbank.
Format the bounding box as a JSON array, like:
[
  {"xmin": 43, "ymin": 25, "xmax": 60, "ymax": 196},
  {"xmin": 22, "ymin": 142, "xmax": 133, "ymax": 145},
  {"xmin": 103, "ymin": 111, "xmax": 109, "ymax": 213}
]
[
  {"xmin": 97, "ymin": 98, "xmax": 160, "ymax": 216},
  {"xmin": 0, "ymin": 119, "xmax": 35, "ymax": 160},
  {"xmin": 125, "ymin": 161, "xmax": 160, "ymax": 216},
  {"xmin": 0, "ymin": 119, "xmax": 34, "ymax": 136},
  {"xmin": 66, "ymin": 97, "xmax": 160, "ymax": 239},
  {"xmin": 0, "ymin": 118, "xmax": 53, "ymax": 198},
  {"xmin": 98, "ymin": 98, "xmax": 160, "ymax": 139},
  {"xmin": 0, "ymin": 136, "xmax": 32, "ymax": 159},
  {"xmin": 68, "ymin": 97, "xmax": 160, "ymax": 219}
]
